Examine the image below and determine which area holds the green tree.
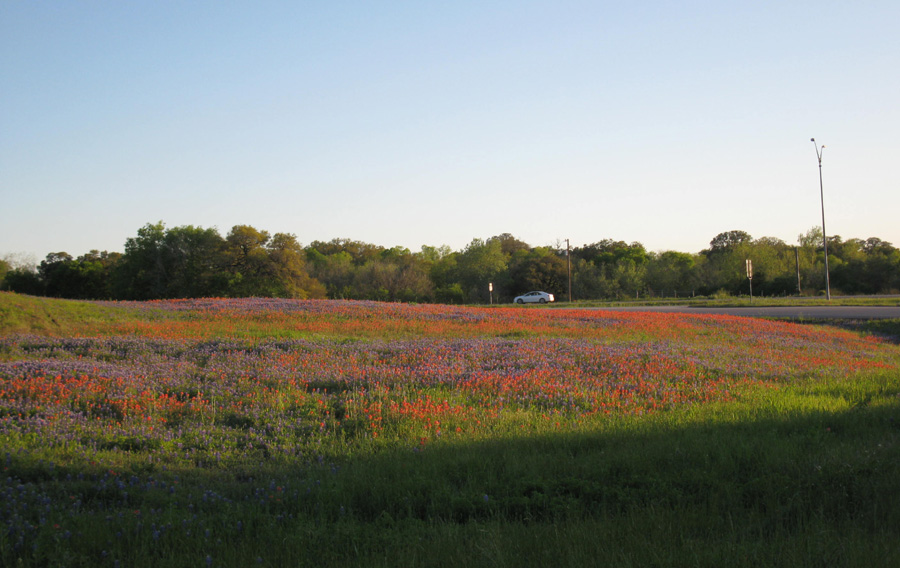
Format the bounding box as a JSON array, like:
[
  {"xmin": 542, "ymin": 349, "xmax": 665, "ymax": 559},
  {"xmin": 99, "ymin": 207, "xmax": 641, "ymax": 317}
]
[
  {"xmin": 352, "ymin": 246, "xmax": 434, "ymax": 302},
  {"xmin": 570, "ymin": 259, "xmax": 625, "ymax": 299},
  {"xmin": 306, "ymin": 238, "xmax": 384, "ymax": 265},
  {"xmin": 416, "ymin": 244, "xmax": 453, "ymax": 264},
  {"xmin": 160, "ymin": 226, "xmax": 227, "ymax": 298},
  {"xmin": 574, "ymin": 239, "xmax": 649, "ymax": 267},
  {"xmin": 38, "ymin": 252, "xmax": 75, "ymax": 297},
  {"xmin": 832, "ymin": 237, "xmax": 900, "ymax": 294},
  {"xmin": 796, "ymin": 227, "xmax": 827, "ymax": 295},
  {"xmin": 265, "ymin": 232, "xmax": 327, "ymax": 299},
  {"xmin": 114, "ymin": 222, "xmax": 169, "ymax": 299},
  {"xmin": 454, "ymin": 238, "xmax": 509, "ymax": 303},
  {"xmin": 1, "ymin": 269, "xmax": 42, "ymax": 295},
  {"xmin": 488, "ymin": 233, "xmax": 531, "ymax": 256},
  {"xmin": 569, "ymin": 239, "xmax": 649, "ymax": 299},
  {"xmin": 646, "ymin": 251, "xmax": 698, "ymax": 296},
  {"xmin": 426, "ymin": 250, "xmax": 464, "ymax": 304},
  {"xmin": 225, "ymin": 226, "xmax": 325, "ymax": 298},
  {"xmin": 114, "ymin": 223, "xmax": 227, "ymax": 299},
  {"xmin": 1, "ymin": 255, "xmax": 42, "ymax": 295},
  {"xmin": 508, "ymin": 247, "xmax": 566, "ymax": 298},
  {"xmin": 699, "ymin": 231, "xmax": 755, "ymax": 295},
  {"xmin": 612, "ymin": 258, "xmax": 646, "ymax": 298},
  {"xmin": 307, "ymin": 249, "xmax": 356, "ymax": 299},
  {"xmin": 861, "ymin": 238, "xmax": 900, "ymax": 293},
  {"xmin": 414, "ymin": 245, "xmax": 451, "ymax": 302},
  {"xmin": 116, "ymin": 222, "xmax": 324, "ymax": 300},
  {"xmin": 1, "ymin": 263, "xmax": 43, "ymax": 295},
  {"xmin": 224, "ymin": 225, "xmax": 273, "ymax": 297},
  {"xmin": 304, "ymin": 238, "xmax": 393, "ymax": 299},
  {"xmin": 747, "ymin": 237, "xmax": 799, "ymax": 296},
  {"xmin": 708, "ymin": 230, "xmax": 753, "ymax": 252},
  {"xmin": 38, "ymin": 250, "xmax": 121, "ymax": 299}
]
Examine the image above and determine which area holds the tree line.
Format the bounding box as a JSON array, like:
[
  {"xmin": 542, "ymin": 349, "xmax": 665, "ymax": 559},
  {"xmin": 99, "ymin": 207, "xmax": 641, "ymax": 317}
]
[{"xmin": 2, "ymin": 222, "xmax": 899, "ymax": 303}]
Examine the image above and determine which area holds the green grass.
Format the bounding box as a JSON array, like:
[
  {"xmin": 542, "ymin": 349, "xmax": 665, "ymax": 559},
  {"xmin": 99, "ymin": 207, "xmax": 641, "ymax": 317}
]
[
  {"xmin": 853, "ymin": 318, "xmax": 900, "ymax": 341},
  {"xmin": 0, "ymin": 291, "xmax": 142, "ymax": 335},
  {"xmin": 786, "ymin": 318, "xmax": 900, "ymax": 344},
  {"xmin": 2, "ymin": 293, "xmax": 900, "ymax": 566},
  {"xmin": 4, "ymin": 369, "xmax": 899, "ymax": 567}
]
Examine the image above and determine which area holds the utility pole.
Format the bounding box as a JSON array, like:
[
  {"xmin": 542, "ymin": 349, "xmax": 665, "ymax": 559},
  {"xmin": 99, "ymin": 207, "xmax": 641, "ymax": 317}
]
[{"xmin": 795, "ymin": 246, "xmax": 801, "ymax": 295}]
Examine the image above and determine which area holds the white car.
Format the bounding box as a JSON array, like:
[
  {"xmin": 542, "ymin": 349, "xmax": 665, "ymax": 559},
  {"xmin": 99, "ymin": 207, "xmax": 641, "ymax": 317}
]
[{"xmin": 514, "ymin": 291, "xmax": 554, "ymax": 304}]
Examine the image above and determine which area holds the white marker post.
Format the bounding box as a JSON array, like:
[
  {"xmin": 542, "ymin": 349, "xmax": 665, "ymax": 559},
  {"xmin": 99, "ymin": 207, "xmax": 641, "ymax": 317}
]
[
  {"xmin": 746, "ymin": 259, "xmax": 753, "ymax": 303},
  {"xmin": 489, "ymin": 282, "xmax": 493, "ymax": 305}
]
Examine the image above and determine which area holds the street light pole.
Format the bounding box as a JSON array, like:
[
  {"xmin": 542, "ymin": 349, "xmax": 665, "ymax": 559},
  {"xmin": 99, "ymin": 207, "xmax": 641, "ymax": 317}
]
[{"xmin": 811, "ymin": 138, "xmax": 831, "ymax": 300}]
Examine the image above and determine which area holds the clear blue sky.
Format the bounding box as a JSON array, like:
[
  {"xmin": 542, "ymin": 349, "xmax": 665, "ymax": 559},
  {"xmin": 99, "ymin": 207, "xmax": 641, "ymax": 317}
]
[{"xmin": 2, "ymin": 1, "xmax": 898, "ymax": 263}]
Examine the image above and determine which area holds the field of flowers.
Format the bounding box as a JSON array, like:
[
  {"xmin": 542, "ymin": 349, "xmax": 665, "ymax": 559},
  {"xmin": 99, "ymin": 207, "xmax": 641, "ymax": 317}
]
[{"xmin": 1, "ymin": 296, "xmax": 898, "ymax": 566}]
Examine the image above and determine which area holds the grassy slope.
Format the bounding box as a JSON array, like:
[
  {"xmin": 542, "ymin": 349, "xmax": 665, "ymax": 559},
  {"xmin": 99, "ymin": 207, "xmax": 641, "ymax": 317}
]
[
  {"xmin": 7, "ymin": 370, "xmax": 899, "ymax": 567},
  {"xmin": 329, "ymin": 375, "xmax": 900, "ymax": 567},
  {"xmin": 0, "ymin": 292, "xmax": 132, "ymax": 335},
  {"xmin": 2, "ymin": 293, "xmax": 900, "ymax": 566}
]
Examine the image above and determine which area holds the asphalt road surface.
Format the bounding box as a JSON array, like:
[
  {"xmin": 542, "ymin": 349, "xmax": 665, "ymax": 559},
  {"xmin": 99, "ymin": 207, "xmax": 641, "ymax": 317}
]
[{"xmin": 574, "ymin": 306, "xmax": 900, "ymax": 320}]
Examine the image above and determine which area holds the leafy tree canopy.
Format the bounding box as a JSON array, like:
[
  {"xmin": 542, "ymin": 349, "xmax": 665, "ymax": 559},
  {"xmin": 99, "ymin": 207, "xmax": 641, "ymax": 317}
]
[
  {"xmin": 708, "ymin": 230, "xmax": 753, "ymax": 252},
  {"xmin": 574, "ymin": 239, "xmax": 648, "ymax": 266},
  {"xmin": 306, "ymin": 238, "xmax": 384, "ymax": 265},
  {"xmin": 488, "ymin": 233, "xmax": 531, "ymax": 256}
]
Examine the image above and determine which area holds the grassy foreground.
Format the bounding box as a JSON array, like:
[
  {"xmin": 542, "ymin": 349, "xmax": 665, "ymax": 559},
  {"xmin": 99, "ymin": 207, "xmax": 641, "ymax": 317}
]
[{"xmin": 1, "ymin": 293, "xmax": 899, "ymax": 567}]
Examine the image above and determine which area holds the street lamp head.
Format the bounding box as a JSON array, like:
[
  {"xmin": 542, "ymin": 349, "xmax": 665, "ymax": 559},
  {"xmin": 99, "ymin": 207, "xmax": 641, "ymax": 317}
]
[{"xmin": 811, "ymin": 138, "xmax": 815, "ymax": 142}]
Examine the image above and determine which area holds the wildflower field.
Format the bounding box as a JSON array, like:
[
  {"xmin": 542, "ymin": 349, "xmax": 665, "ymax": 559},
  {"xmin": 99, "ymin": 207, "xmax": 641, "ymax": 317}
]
[{"xmin": 2, "ymin": 293, "xmax": 899, "ymax": 567}]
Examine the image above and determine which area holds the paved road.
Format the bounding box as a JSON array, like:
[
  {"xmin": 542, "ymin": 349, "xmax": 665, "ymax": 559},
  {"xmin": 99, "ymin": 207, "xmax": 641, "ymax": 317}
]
[{"xmin": 573, "ymin": 306, "xmax": 900, "ymax": 320}]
